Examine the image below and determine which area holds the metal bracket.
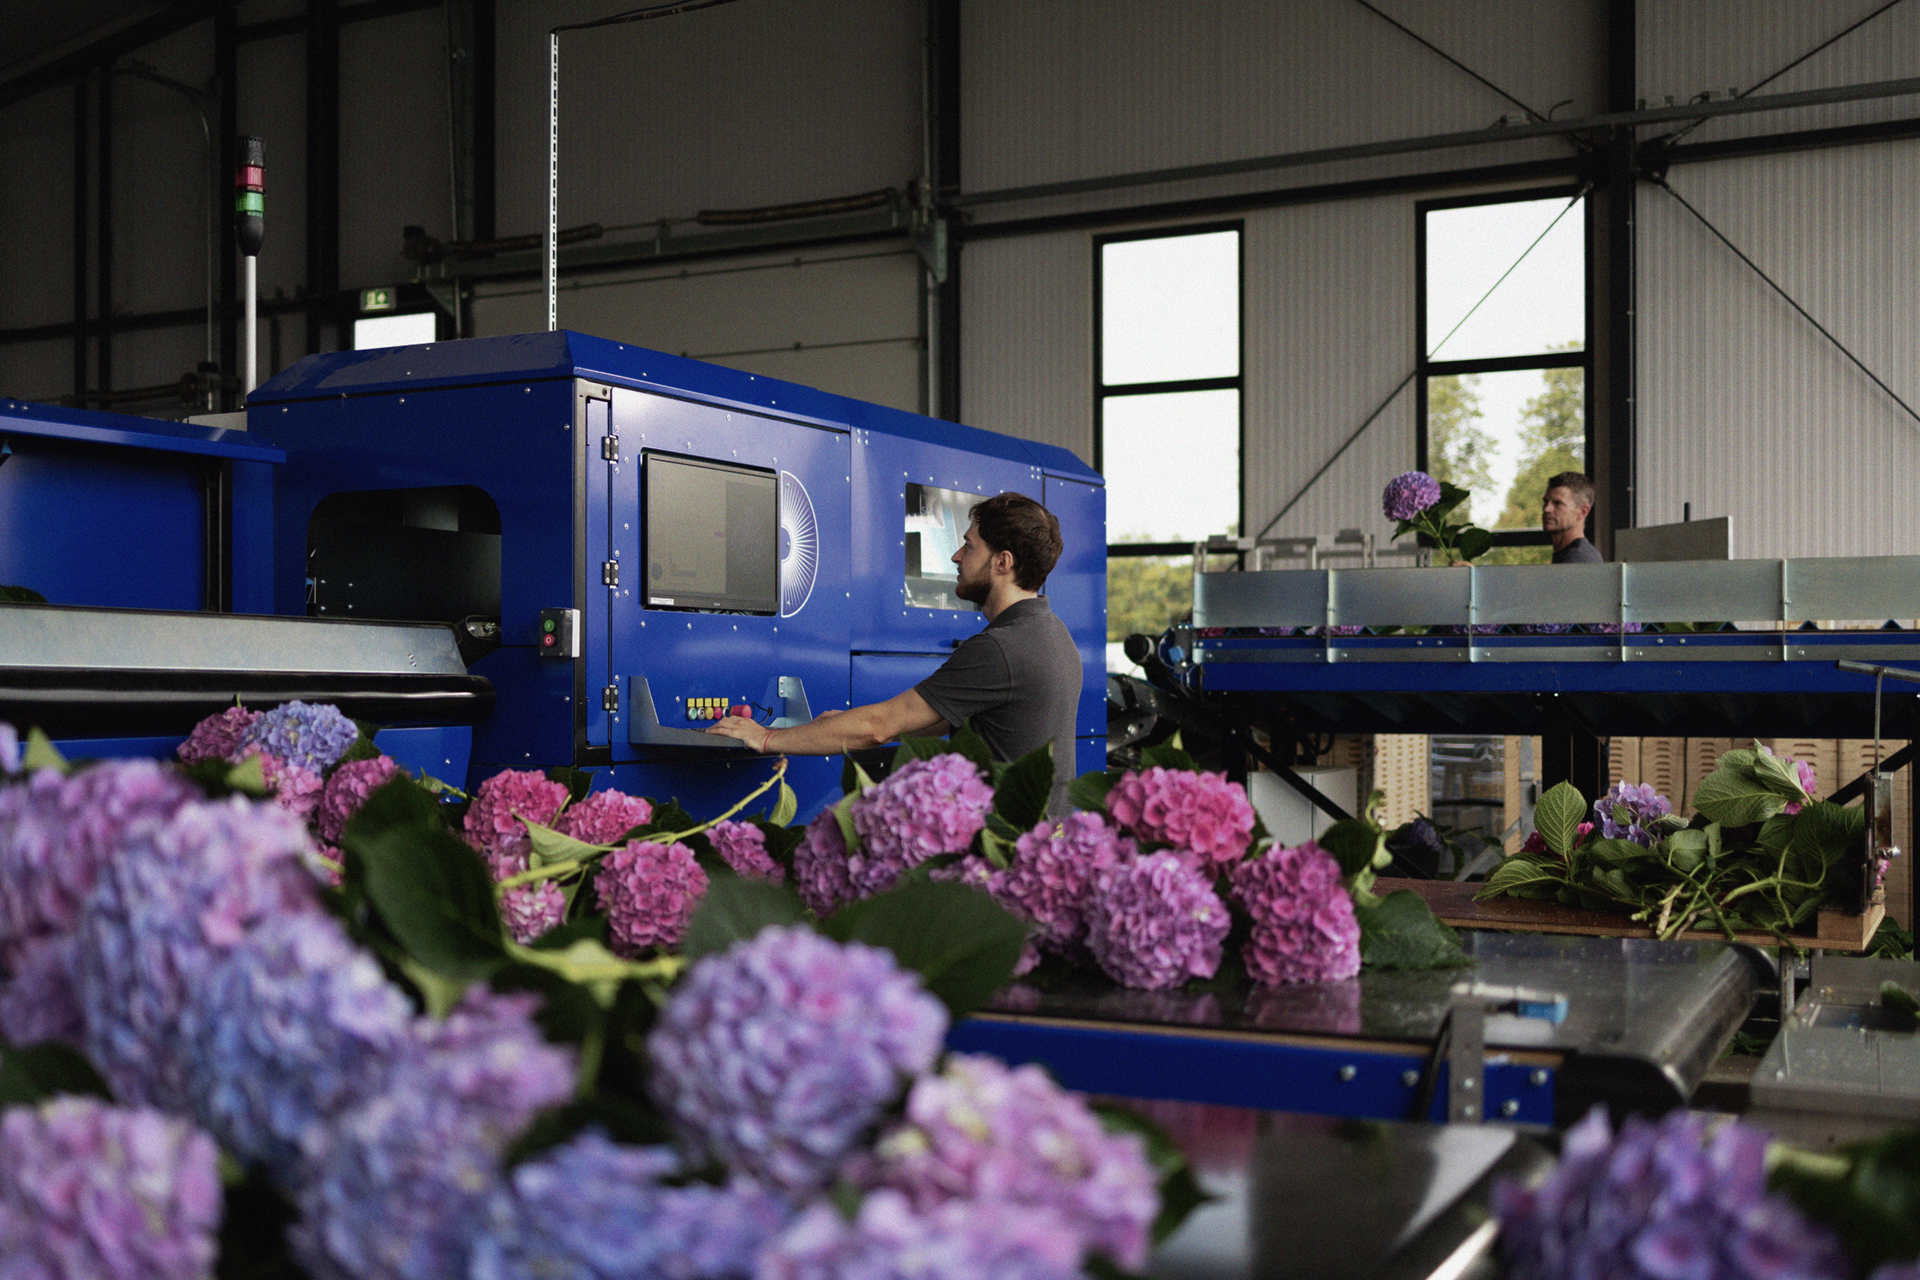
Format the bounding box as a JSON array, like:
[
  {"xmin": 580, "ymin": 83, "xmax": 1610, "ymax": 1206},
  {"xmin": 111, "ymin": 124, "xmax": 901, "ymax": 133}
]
[
  {"xmin": 602, "ymin": 684, "xmax": 618, "ymax": 712},
  {"xmin": 1447, "ymin": 997, "xmax": 1486, "ymax": 1123},
  {"xmin": 601, "ymin": 434, "xmax": 619, "ymax": 461},
  {"xmin": 602, "ymin": 560, "xmax": 619, "ymax": 587}
]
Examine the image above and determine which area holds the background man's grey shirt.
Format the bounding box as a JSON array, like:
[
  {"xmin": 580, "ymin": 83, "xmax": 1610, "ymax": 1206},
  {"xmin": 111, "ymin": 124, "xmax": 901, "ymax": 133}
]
[
  {"xmin": 914, "ymin": 596, "xmax": 1082, "ymax": 808},
  {"xmin": 1553, "ymin": 537, "xmax": 1603, "ymax": 564}
]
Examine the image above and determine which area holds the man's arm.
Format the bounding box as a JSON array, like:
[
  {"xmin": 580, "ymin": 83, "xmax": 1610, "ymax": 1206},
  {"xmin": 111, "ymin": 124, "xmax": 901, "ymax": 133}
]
[{"xmin": 704, "ymin": 686, "xmax": 948, "ymax": 755}]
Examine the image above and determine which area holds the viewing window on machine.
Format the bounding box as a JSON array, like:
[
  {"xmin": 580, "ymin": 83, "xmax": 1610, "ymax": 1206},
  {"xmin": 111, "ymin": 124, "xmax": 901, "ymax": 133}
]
[
  {"xmin": 904, "ymin": 483, "xmax": 985, "ymax": 610},
  {"xmin": 643, "ymin": 454, "xmax": 779, "ymax": 614}
]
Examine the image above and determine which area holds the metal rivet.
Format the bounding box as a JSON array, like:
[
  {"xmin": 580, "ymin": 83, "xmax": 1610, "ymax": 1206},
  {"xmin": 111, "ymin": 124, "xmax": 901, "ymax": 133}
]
[
  {"xmin": 1337, "ymin": 1065, "xmax": 1356, "ymax": 1082},
  {"xmin": 1501, "ymin": 1099, "xmax": 1520, "ymax": 1118},
  {"xmin": 1529, "ymin": 1069, "xmax": 1549, "ymax": 1087},
  {"xmin": 1402, "ymin": 1070, "xmax": 1420, "ymax": 1088},
  {"xmin": 1459, "ymin": 1077, "xmax": 1475, "ymax": 1091}
]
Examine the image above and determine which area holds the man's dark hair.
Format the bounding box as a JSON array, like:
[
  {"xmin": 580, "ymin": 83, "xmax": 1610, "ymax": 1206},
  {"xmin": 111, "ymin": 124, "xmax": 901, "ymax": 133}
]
[
  {"xmin": 1546, "ymin": 471, "xmax": 1595, "ymax": 510},
  {"xmin": 970, "ymin": 491, "xmax": 1062, "ymax": 590}
]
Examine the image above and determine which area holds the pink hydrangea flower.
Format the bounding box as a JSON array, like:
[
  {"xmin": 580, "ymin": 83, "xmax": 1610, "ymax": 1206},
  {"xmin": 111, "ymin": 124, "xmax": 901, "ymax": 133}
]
[
  {"xmin": 792, "ymin": 809, "xmax": 855, "ymax": 917},
  {"xmin": 554, "ymin": 788, "xmax": 653, "ymax": 846},
  {"xmin": 849, "ymin": 754, "xmax": 995, "ymax": 879},
  {"xmin": 178, "ymin": 706, "xmax": 260, "ymax": 764},
  {"xmin": 990, "ymin": 813, "xmax": 1131, "ymax": 961},
  {"xmin": 1104, "ymin": 767, "xmax": 1254, "ymax": 870},
  {"xmin": 856, "ymin": 1053, "xmax": 1160, "ymax": 1271},
  {"xmin": 309, "ymin": 843, "xmax": 345, "ymax": 888},
  {"xmin": 499, "ymin": 882, "xmax": 567, "ymax": 945},
  {"xmin": 1085, "ymin": 851, "xmax": 1230, "ymax": 990},
  {"xmin": 232, "ymin": 747, "xmax": 323, "ymax": 825},
  {"xmin": 708, "ymin": 819, "xmax": 784, "ymax": 881},
  {"xmin": 1520, "ymin": 820, "xmax": 1595, "ymax": 856},
  {"xmin": 462, "ymin": 770, "xmax": 570, "ymax": 879},
  {"xmin": 316, "ymin": 755, "xmax": 402, "ymax": 844},
  {"xmin": 1228, "ymin": 841, "xmax": 1361, "ymax": 985},
  {"xmin": 596, "ymin": 841, "xmax": 707, "ymax": 956}
]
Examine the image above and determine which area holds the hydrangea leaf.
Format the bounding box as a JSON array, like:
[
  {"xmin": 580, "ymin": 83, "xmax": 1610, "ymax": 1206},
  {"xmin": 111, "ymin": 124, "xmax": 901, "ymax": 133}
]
[
  {"xmin": 1317, "ymin": 818, "xmax": 1384, "ymax": 878},
  {"xmin": 22, "ymin": 727, "xmax": 69, "ymax": 775},
  {"xmin": 346, "ymin": 777, "xmax": 508, "ymax": 981},
  {"xmin": 0, "ymin": 583, "xmax": 48, "ymax": 603},
  {"xmin": 1771, "ymin": 1129, "xmax": 1920, "ymax": 1273},
  {"xmin": 769, "ymin": 780, "xmax": 798, "ymax": 828},
  {"xmin": 946, "ymin": 722, "xmax": 996, "ymax": 774},
  {"xmin": 891, "ymin": 734, "xmax": 954, "ymax": 769},
  {"xmin": 1069, "ymin": 768, "xmax": 1122, "ymax": 814},
  {"xmin": 222, "ymin": 753, "xmax": 271, "ymax": 797},
  {"xmin": 992, "ymin": 742, "xmax": 1055, "ymax": 833},
  {"xmin": 1139, "ymin": 741, "xmax": 1199, "ymax": 772},
  {"xmin": 1751, "ymin": 745, "xmax": 1812, "ymax": 800},
  {"xmin": 821, "ymin": 879, "xmax": 1027, "ymax": 1020},
  {"xmin": 1535, "ymin": 781, "xmax": 1588, "ymax": 858},
  {"xmin": 1691, "ymin": 763, "xmax": 1789, "ymax": 828},
  {"xmin": 1476, "ymin": 854, "xmax": 1560, "ymax": 900},
  {"xmin": 525, "ymin": 821, "xmax": 607, "ymax": 869},
  {"xmin": 544, "ymin": 765, "xmax": 598, "ymax": 806},
  {"xmin": 682, "ymin": 875, "xmax": 810, "ymax": 962},
  {"xmin": 1355, "ymin": 890, "xmax": 1469, "ymax": 969},
  {"xmin": 0, "ymin": 1041, "xmax": 112, "ymax": 1106},
  {"xmin": 1454, "ymin": 524, "xmax": 1494, "ymax": 562}
]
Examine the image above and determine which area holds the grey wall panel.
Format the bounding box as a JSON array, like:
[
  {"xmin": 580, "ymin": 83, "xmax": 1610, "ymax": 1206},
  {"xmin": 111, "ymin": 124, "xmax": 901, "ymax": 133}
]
[
  {"xmin": 963, "ymin": 0, "xmax": 1602, "ymax": 201},
  {"xmin": 237, "ymin": 29, "xmax": 309, "ymax": 317},
  {"xmin": 958, "ymin": 233, "xmax": 1094, "ymax": 464},
  {"xmin": 494, "ymin": 0, "xmax": 920, "ymax": 249},
  {"xmin": 0, "ymin": 91, "xmax": 73, "ymax": 333},
  {"xmin": 1637, "ymin": 1, "xmax": 1920, "ymax": 144},
  {"xmin": 109, "ymin": 22, "xmax": 217, "ymax": 319},
  {"xmin": 1243, "ymin": 196, "xmax": 1420, "ymax": 544},
  {"xmin": 340, "ymin": 8, "xmax": 453, "ymax": 289},
  {"xmin": 1636, "ymin": 142, "xmax": 1920, "ymax": 560},
  {"xmin": 470, "ymin": 245, "xmax": 923, "ymax": 413}
]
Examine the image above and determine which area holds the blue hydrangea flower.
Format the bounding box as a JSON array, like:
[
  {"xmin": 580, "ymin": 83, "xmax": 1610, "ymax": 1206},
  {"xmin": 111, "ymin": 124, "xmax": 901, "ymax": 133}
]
[
  {"xmin": 0, "ymin": 1096, "xmax": 223, "ymax": 1280},
  {"xmin": 180, "ymin": 910, "xmax": 417, "ymax": 1182},
  {"xmin": 648, "ymin": 926, "xmax": 948, "ymax": 1194},
  {"xmin": 72, "ymin": 795, "xmax": 323, "ymax": 1110},
  {"xmin": 1594, "ymin": 781, "xmax": 1673, "ymax": 847},
  {"xmin": 1382, "ymin": 471, "xmax": 1442, "ymax": 522},
  {"xmin": 240, "ymin": 701, "xmax": 361, "ymax": 775},
  {"xmin": 758, "ymin": 1189, "xmax": 1085, "ymax": 1280},
  {"xmin": 292, "ymin": 989, "xmax": 577, "ymax": 1280},
  {"xmin": 469, "ymin": 1130, "xmax": 791, "ymax": 1280}
]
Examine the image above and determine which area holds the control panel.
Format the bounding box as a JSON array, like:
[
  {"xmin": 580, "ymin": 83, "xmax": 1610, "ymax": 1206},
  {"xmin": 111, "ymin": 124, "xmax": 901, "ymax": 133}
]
[
  {"xmin": 537, "ymin": 607, "xmax": 580, "ymax": 658},
  {"xmin": 681, "ymin": 696, "xmax": 750, "ymax": 722}
]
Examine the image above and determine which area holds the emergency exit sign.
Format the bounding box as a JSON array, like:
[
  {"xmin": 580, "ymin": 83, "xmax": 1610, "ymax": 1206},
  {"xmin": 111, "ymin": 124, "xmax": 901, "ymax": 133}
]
[{"xmin": 361, "ymin": 288, "xmax": 396, "ymax": 312}]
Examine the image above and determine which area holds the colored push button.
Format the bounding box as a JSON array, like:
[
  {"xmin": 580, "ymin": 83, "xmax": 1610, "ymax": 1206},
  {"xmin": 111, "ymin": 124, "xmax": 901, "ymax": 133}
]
[{"xmin": 686, "ymin": 696, "xmax": 735, "ymax": 722}]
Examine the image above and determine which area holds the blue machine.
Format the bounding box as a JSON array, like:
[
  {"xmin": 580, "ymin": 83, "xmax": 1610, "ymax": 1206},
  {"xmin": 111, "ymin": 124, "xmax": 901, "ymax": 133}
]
[{"xmin": 247, "ymin": 332, "xmax": 1107, "ymax": 818}]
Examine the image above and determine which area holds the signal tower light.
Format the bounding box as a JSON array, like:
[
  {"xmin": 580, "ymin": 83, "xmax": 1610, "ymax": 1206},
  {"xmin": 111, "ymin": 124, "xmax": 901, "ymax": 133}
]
[{"xmin": 236, "ymin": 137, "xmax": 265, "ymax": 395}]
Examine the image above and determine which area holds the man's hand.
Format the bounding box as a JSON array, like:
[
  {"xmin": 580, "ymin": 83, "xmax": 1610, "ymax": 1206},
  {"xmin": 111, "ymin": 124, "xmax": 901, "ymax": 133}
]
[{"xmin": 705, "ymin": 714, "xmax": 774, "ymax": 753}]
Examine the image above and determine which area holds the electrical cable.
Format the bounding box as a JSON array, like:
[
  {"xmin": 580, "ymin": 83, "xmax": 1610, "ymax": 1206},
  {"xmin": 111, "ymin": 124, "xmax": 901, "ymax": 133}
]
[
  {"xmin": 1349, "ymin": 0, "xmax": 1546, "ymax": 124},
  {"xmin": 1653, "ymin": 176, "xmax": 1920, "ymax": 429},
  {"xmin": 1662, "ymin": 0, "xmax": 1910, "ymax": 148}
]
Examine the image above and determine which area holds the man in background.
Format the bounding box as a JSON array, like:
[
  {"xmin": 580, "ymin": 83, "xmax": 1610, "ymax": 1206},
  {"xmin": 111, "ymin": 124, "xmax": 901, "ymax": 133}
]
[{"xmin": 1544, "ymin": 471, "xmax": 1603, "ymax": 563}]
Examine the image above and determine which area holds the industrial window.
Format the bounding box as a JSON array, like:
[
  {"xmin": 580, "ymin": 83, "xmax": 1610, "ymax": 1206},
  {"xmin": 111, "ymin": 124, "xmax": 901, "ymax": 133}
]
[
  {"xmin": 1417, "ymin": 190, "xmax": 1589, "ymax": 565},
  {"xmin": 1096, "ymin": 224, "xmax": 1242, "ymax": 669}
]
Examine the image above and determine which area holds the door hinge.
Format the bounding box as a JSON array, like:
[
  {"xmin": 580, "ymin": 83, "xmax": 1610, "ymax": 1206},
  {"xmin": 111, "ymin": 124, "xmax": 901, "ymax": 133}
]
[
  {"xmin": 602, "ymin": 684, "xmax": 619, "ymax": 713},
  {"xmin": 602, "ymin": 559, "xmax": 620, "ymax": 587},
  {"xmin": 601, "ymin": 433, "xmax": 619, "ymax": 462}
]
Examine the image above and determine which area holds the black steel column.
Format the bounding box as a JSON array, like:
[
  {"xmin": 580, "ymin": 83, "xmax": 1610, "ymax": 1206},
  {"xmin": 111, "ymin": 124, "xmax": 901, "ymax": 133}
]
[
  {"xmin": 218, "ymin": 5, "xmax": 238, "ymax": 408},
  {"xmin": 305, "ymin": 0, "xmax": 340, "ymax": 354},
  {"xmin": 96, "ymin": 73, "xmax": 112, "ymax": 396},
  {"xmin": 1539, "ymin": 695, "xmax": 1607, "ymax": 799},
  {"xmin": 1595, "ymin": 0, "xmax": 1636, "ymax": 553},
  {"xmin": 929, "ymin": 0, "xmax": 961, "ymax": 422},
  {"xmin": 72, "ymin": 82, "xmax": 88, "ymax": 403}
]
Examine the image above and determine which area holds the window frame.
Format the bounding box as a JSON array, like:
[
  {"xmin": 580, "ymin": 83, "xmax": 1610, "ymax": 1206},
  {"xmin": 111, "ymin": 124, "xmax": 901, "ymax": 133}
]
[
  {"xmin": 1093, "ymin": 220, "xmax": 1245, "ymax": 559},
  {"xmin": 1413, "ymin": 186, "xmax": 1592, "ymax": 550}
]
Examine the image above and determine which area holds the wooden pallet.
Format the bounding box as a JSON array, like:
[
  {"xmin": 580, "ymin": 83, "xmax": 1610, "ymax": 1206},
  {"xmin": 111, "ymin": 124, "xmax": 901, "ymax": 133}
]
[{"xmin": 1378, "ymin": 877, "xmax": 1885, "ymax": 951}]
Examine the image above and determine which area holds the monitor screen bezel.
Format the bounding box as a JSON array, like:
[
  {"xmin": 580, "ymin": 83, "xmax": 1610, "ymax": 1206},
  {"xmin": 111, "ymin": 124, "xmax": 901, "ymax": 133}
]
[{"xmin": 640, "ymin": 451, "xmax": 781, "ymax": 616}]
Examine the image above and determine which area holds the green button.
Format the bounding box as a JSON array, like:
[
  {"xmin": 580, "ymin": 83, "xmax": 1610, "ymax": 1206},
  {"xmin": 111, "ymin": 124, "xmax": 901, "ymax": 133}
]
[{"xmin": 543, "ymin": 618, "xmax": 556, "ymax": 632}]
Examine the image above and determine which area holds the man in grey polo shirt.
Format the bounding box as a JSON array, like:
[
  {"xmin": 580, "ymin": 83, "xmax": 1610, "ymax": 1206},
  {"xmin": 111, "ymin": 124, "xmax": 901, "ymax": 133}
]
[
  {"xmin": 1545, "ymin": 471, "xmax": 1604, "ymax": 564},
  {"xmin": 705, "ymin": 491, "xmax": 1082, "ymax": 807}
]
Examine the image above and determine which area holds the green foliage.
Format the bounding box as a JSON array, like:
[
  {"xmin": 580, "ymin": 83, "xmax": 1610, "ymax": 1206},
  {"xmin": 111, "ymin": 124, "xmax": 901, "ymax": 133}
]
[
  {"xmin": 1426, "ymin": 373, "xmax": 1494, "ymax": 505},
  {"xmin": 21, "ymin": 728, "xmax": 68, "ymax": 775},
  {"xmin": 1106, "ymin": 554, "xmax": 1193, "ymax": 644},
  {"xmin": 1070, "ymin": 768, "xmax": 1122, "ymax": 814},
  {"xmin": 1354, "ymin": 891, "xmax": 1470, "ymax": 969},
  {"xmin": 544, "ymin": 765, "xmax": 599, "ymax": 807},
  {"xmin": 1495, "ymin": 361, "xmax": 1586, "ymax": 530},
  {"xmin": 1318, "ymin": 819, "xmax": 1385, "ymax": 879},
  {"xmin": 1772, "ymin": 1129, "xmax": 1920, "ymax": 1274},
  {"xmin": 0, "ymin": 1040, "xmax": 113, "ymax": 1105},
  {"xmin": 820, "ymin": 880, "xmax": 1028, "ymax": 1021},
  {"xmin": 0, "ymin": 584, "xmax": 48, "ymax": 603},
  {"xmin": 991, "ymin": 742, "xmax": 1056, "ymax": 834},
  {"xmin": 1534, "ymin": 781, "xmax": 1587, "ymax": 858},
  {"xmin": 681, "ymin": 876, "xmax": 811, "ymax": 963}
]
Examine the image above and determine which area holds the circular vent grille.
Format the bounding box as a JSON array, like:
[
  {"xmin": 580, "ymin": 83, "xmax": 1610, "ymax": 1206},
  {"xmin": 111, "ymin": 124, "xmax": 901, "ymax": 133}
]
[{"xmin": 779, "ymin": 470, "xmax": 818, "ymax": 618}]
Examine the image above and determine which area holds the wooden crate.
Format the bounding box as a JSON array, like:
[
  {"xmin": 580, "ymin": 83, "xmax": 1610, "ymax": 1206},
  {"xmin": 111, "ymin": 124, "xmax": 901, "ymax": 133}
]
[{"xmin": 1374, "ymin": 734, "xmax": 1429, "ymax": 829}]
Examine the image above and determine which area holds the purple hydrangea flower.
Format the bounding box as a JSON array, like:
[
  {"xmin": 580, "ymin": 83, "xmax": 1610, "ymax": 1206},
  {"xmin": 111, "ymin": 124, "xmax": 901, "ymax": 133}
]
[
  {"xmin": 848, "ymin": 754, "xmax": 995, "ymax": 894},
  {"xmin": 293, "ymin": 988, "xmax": 577, "ymax": 1280},
  {"xmin": 792, "ymin": 808, "xmax": 855, "ymax": 917},
  {"xmin": 177, "ymin": 706, "xmax": 260, "ymax": 764},
  {"xmin": 1382, "ymin": 471, "xmax": 1442, "ymax": 522},
  {"xmin": 596, "ymin": 841, "xmax": 707, "ymax": 956},
  {"xmin": 231, "ymin": 747, "xmax": 325, "ymax": 824},
  {"xmin": 239, "ymin": 700, "xmax": 360, "ymax": 775},
  {"xmin": 178, "ymin": 910, "xmax": 416, "ymax": 1181},
  {"xmin": 990, "ymin": 813, "xmax": 1132, "ymax": 961},
  {"xmin": 554, "ymin": 788, "xmax": 654, "ymax": 846},
  {"xmin": 1494, "ymin": 1106, "xmax": 1850, "ymax": 1280},
  {"xmin": 0, "ymin": 1097, "xmax": 223, "ymax": 1280},
  {"xmin": 1517, "ymin": 622, "xmax": 1574, "ymax": 635},
  {"xmin": 1595, "ymin": 781, "xmax": 1673, "ymax": 847},
  {"xmin": 0, "ymin": 937, "xmax": 85, "ymax": 1048},
  {"xmin": 648, "ymin": 926, "xmax": 947, "ymax": 1193},
  {"xmin": 500, "ymin": 881, "xmax": 568, "ymax": 944},
  {"xmin": 72, "ymin": 794, "xmax": 323, "ymax": 1110},
  {"xmin": 316, "ymin": 754, "xmax": 402, "ymax": 844},
  {"xmin": 856, "ymin": 1053, "xmax": 1159, "ymax": 1270},
  {"xmin": 707, "ymin": 819, "xmax": 785, "ymax": 882},
  {"xmin": 463, "ymin": 769, "xmax": 571, "ymax": 879},
  {"xmin": 758, "ymin": 1189, "xmax": 1085, "ymax": 1280},
  {"xmin": 1104, "ymin": 767, "xmax": 1255, "ymax": 871},
  {"xmin": 0, "ymin": 722, "xmax": 18, "ymax": 775},
  {"xmin": 1228, "ymin": 841, "xmax": 1362, "ymax": 986},
  {"xmin": 469, "ymin": 1130, "xmax": 791, "ymax": 1280},
  {"xmin": 0, "ymin": 758, "xmax": 199, "ymax": 966},
  {"xmin": 1085, "ymin": 850, "xmax": 1231, "ymax": 990}
]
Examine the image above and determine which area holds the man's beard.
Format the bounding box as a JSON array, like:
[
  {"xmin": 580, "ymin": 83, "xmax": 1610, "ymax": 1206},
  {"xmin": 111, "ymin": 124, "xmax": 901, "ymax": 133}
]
[{"xmin": 954, "ymin": 572, "xmax": 989, "ymax": 606}]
